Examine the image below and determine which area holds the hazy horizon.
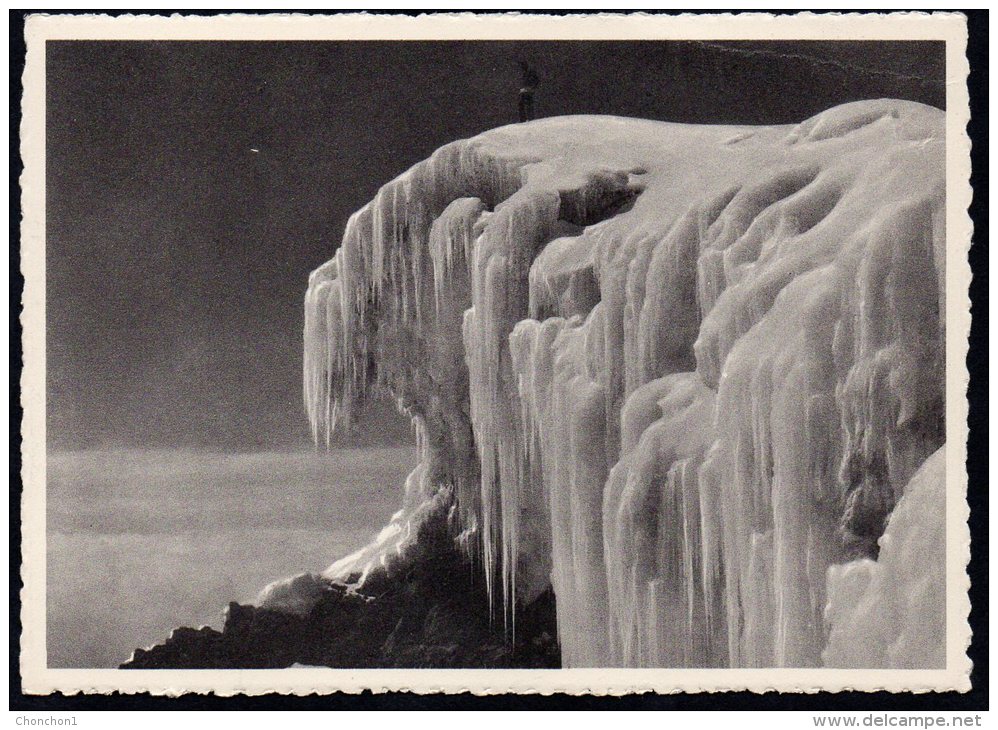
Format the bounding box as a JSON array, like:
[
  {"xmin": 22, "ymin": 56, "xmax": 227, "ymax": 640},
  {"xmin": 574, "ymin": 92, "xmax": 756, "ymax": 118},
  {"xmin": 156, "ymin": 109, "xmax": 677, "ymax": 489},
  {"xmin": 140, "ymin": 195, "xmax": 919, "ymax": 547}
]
[{"xmin": 47, "ymin": 446, "xmax": 417, "ymax": 667}]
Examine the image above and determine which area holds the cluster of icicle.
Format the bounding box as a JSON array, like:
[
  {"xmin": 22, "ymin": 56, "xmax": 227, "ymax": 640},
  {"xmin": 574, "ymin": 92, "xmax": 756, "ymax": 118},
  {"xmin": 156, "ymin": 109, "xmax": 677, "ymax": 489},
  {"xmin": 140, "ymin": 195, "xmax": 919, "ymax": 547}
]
[{"xmin": 303, "ymin": 100, "xmax": 948, "ymax": 667}]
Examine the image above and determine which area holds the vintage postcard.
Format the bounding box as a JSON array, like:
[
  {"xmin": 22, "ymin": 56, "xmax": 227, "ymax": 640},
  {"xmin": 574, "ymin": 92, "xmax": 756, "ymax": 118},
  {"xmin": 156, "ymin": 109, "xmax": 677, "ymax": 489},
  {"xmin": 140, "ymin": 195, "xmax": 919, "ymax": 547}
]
[{"xmin": 19, "ymin": 12, "xmax": 973, "ymax": 696}]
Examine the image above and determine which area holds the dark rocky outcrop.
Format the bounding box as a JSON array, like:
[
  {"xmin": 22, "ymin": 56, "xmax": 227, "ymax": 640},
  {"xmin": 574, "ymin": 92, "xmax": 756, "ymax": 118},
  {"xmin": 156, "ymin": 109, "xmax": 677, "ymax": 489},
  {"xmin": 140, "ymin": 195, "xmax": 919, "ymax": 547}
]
[{"xmin": 122, "ymin": 505, "xmax": 560, "ymax": 669}]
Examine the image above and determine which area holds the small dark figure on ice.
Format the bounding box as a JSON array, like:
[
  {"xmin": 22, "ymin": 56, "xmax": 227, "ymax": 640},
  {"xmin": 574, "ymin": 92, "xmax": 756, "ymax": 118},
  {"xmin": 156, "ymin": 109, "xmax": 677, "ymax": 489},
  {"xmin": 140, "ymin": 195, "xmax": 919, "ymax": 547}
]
[{"xmin": 519, "ymin": 61, "xmax": 539, "ymax": 122}]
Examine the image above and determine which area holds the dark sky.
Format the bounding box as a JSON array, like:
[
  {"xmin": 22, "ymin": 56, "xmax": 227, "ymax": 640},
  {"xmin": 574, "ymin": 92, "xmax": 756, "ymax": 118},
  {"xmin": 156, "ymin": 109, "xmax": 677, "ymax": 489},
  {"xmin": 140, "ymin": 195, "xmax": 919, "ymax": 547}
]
[{"xmin": 45, "ymin": 40, "xmax": 945, "ymax": 451}]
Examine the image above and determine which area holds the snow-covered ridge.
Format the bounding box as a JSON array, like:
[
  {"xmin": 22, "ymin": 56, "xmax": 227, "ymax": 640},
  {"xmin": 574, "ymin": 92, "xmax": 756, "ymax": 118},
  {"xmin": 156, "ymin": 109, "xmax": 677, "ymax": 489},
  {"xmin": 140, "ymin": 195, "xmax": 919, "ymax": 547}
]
[{"xmin": 297, "ymin": 100, "xmax": 946, "ymax": 668}]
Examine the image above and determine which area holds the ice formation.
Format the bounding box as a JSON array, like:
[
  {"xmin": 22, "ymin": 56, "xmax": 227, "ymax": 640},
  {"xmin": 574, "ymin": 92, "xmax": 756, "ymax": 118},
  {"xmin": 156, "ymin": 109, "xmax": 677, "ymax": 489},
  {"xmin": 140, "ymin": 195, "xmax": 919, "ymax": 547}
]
[
  {"xmin": 823, "ymin": 447, "xmax": 947, "ymax": 668},
  {"xmin": 302, "ymin": 99, "xmax": 947, "ymax": 667}
]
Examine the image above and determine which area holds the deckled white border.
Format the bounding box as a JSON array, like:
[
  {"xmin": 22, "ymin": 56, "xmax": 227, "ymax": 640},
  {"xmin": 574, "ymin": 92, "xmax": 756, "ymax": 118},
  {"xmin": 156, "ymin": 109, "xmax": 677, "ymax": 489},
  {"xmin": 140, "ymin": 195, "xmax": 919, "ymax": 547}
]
[{"xmin": 19, "ymin": 11, "xmax": 973, "ymax": 696}]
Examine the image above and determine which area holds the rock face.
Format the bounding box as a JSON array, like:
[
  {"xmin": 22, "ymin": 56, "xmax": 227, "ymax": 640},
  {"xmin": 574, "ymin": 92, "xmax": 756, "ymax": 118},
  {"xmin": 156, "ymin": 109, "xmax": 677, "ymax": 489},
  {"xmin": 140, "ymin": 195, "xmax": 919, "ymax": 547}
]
[
  {"xmin": 302, "ymin": 100, "xmax": 947, "ymax": 668},
  {"xmin": 122, "ymin": 502, "xmax": 559, "ymax": 669}
]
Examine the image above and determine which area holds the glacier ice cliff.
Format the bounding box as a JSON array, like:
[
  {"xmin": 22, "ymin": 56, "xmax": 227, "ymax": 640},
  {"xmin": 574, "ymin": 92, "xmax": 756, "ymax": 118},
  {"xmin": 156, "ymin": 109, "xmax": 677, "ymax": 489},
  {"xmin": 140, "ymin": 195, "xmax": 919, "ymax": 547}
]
[{"xmin": 295, "ymin": 99, "xmax": 947, "ymax": 668}]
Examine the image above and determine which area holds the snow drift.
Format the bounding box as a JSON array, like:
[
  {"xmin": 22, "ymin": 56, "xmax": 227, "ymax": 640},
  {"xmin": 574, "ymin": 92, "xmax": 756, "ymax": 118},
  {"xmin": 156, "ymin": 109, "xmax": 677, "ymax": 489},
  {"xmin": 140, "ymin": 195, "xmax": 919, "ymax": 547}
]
[{"xmin": 293, "ymin": 99, "xmax": 947, "ymax": 668}]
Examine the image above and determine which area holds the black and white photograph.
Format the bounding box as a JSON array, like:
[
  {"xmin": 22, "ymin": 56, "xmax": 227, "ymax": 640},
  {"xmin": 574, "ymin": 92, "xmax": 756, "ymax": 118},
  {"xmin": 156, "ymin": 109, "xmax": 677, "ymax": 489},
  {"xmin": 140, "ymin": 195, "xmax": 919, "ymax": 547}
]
[{"xmin": 16, "ymin": 11, "xmax": 975, "ymax": 699}]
